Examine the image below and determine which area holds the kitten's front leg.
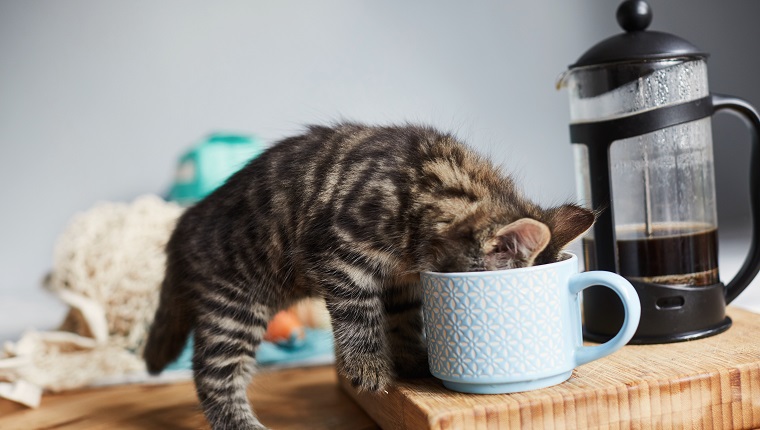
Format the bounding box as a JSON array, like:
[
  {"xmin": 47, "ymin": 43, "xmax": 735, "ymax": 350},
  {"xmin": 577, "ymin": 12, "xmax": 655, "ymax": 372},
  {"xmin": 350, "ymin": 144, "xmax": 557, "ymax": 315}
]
[
  {"xmin": 319, "ymin": 269, "xmax": 392, "ymax": 393},
  {"xmin": 384, "ymin": 276, "xmax": 430, "ymax": 379}
]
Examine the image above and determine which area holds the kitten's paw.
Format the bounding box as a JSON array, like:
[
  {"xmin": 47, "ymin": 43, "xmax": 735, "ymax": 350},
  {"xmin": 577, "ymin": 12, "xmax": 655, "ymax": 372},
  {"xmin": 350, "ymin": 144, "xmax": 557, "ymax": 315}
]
[
  {"xmin": 208, "ymin": 415, "xmax": 268, "ymax": 430},
  {"xmin": 342, "ymin": 358, "xmax": 393, "ymax": 393}
]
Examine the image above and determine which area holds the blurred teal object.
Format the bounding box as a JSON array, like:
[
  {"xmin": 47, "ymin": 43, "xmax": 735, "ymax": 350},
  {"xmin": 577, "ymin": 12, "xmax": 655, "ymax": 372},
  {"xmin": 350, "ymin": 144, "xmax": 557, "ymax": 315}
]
[{"xmin": 169, "ymin": 133, "xmax": 266, "ymax": 205}]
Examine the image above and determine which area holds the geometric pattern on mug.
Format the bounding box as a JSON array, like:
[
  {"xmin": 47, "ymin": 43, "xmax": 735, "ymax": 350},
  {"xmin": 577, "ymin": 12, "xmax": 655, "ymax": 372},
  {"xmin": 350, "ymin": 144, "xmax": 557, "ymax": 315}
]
[{"xmin": 423, "ymin": 270, "xmax": 565, "ymax": 378}]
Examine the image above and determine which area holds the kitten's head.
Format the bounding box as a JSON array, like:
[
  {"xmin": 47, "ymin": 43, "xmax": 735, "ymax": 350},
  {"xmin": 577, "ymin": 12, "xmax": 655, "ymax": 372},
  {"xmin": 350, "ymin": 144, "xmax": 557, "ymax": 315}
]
[{"xmin": 435, "ymin": 204, "xmax": 595, "ymax": 272}]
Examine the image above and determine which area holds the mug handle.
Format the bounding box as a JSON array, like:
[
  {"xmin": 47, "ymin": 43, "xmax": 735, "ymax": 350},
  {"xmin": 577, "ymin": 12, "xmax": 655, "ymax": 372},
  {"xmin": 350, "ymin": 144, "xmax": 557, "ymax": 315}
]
[
  {"xmin": 711, "ymin": 94, "xmax": 760, "ymax": 304},
  {"xmin": 569, "ymin": 271, "xmax": 641, "ymax": 366}
]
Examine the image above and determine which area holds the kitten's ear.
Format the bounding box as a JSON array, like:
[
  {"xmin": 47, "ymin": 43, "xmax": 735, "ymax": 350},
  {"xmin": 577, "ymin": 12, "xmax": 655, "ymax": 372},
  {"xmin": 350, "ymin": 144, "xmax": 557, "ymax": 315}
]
[
  {"xmin": 485, "ymin": 218, "xmax": 551, "ymax": 269},
  {"xmin": 548, "ymin": 204, "xmax": 596, "ymax": 249}
]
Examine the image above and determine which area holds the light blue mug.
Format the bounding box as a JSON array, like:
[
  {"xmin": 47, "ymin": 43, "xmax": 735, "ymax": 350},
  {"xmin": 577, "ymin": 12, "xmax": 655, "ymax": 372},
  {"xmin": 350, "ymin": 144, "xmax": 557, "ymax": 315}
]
[{"xmin": 421, "ymin": 253, "xmax": 641, "ymax": 394}]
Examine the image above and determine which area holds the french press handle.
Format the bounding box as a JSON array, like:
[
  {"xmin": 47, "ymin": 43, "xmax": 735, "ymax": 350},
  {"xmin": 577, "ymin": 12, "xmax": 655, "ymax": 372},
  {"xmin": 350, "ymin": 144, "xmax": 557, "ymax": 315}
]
[{"xmin": 712, "ymin": 94, "xmax": 760, "ymax": 303}]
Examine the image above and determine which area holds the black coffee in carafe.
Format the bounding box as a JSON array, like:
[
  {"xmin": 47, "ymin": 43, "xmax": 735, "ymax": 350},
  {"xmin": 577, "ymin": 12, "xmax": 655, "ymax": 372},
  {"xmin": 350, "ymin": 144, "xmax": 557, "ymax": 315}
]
[{"xmin": 583, "ymin": 225, "xmax": 719, "ymax": 287}]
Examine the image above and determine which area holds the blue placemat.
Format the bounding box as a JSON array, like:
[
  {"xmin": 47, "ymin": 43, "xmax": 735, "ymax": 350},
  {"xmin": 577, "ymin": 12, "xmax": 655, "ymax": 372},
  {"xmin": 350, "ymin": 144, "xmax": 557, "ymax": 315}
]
[{"xmin": 165, "ymin": 328, "xmax": 335, "ymax": 371}]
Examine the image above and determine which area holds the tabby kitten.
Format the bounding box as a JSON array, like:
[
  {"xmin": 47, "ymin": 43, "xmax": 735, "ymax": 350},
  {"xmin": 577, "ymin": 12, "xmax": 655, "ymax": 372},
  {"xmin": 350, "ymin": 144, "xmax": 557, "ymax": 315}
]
[{"xmin": 144, "ymin": 123, "xmax": 594, "ymax": 430}]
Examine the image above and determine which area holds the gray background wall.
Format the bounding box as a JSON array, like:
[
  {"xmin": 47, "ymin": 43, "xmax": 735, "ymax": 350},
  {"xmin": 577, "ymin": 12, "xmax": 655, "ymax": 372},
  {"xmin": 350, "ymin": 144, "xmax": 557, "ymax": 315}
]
[{"xmin": 2, "ymin": 1, "xmax": 760, "ymax": 340}]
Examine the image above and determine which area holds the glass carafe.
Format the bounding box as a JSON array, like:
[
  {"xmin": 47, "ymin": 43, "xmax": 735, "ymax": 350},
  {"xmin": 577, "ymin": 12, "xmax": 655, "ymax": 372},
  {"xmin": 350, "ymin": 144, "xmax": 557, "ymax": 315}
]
[
  {"xmin": 559, "ymin": 0, "xmax": 760, "ymax": 343},
  {"xmin": 567, "ymin": 58, "xmax": 719, "ymax": 288}
]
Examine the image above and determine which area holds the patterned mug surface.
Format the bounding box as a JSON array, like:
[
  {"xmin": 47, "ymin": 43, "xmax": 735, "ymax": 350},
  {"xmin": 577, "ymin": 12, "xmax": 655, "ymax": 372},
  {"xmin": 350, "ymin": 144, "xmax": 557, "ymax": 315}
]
[{"xmin": 421, "ymin": 253, "xmax": 640, "ymax": 394}]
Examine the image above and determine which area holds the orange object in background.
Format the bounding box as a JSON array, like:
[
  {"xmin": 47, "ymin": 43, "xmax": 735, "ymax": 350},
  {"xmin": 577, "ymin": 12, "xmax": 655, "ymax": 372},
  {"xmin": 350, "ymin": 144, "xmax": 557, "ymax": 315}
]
[{"xmin": 264, "ymin": 310, "xmax": 306, "ymax": 345}]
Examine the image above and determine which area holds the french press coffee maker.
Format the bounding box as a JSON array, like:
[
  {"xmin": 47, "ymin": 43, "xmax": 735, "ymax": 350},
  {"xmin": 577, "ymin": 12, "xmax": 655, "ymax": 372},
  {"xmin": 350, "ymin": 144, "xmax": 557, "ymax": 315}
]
[{"xmin": 559, "ymin": 0, "xmax": 760, "ymax": 343}]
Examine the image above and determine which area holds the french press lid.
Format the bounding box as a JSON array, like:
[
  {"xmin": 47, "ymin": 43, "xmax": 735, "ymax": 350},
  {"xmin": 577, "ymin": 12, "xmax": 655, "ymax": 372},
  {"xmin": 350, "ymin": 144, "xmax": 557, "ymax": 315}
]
[{"xmin": 570, "ymin": 0, "xmax": 707, "ymax": 69}]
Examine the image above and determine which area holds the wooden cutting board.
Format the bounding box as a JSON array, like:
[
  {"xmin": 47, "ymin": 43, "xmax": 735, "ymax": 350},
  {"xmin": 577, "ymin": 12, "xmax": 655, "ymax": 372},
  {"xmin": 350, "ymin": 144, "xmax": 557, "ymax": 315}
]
[{"xmin": 341, "ymin": 306, "xmax": 760, "ymax": 429}]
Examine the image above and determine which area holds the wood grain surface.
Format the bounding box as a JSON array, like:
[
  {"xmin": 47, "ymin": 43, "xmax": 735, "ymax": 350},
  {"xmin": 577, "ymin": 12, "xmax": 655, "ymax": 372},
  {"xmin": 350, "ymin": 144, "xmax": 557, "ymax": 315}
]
[
  {"xmin": 342, "ymin": 306, "xmax": 760, "ymax": 430},
  {"xmin": 4, "ymin": 308, "xmax": 760, "ymax": 429},
  {"xmin": 0, "ymin": 365, "xmax": 378, "ymax": 430}
]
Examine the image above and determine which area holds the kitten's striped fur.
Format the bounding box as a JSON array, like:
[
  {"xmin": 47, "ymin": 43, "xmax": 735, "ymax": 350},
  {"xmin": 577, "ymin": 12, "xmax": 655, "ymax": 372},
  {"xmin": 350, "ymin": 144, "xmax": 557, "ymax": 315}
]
[{"xmin": 144, "ymin": 123, "xmax": 594, "ymax": 430}]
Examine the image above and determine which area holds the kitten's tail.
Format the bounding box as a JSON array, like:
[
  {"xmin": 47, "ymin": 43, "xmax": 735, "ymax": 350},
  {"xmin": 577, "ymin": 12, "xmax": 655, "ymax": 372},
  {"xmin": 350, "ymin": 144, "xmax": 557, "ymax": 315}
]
[{"xmin": 143, "ymin": 271, "xmax": 194, "ymax": 375}]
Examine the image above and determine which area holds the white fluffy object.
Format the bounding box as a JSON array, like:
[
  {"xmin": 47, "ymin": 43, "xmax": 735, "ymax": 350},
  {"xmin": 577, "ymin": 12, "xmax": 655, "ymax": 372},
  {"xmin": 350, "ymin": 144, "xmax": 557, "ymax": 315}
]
[{"xmin": 0, "ymin": 195, "xmax": 184, "ymax": 405}]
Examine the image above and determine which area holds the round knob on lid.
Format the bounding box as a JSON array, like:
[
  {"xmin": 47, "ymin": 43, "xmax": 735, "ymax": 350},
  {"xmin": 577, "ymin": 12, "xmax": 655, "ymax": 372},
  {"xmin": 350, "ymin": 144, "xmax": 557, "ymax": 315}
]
[{"xmin": 617, "ymin": 0, "xmax": 653, "ymax": 32}]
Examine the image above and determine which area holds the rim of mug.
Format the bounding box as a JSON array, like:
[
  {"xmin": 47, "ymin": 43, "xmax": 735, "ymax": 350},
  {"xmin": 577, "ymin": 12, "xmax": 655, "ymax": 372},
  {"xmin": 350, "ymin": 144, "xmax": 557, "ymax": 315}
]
[{"xmin": 421, "ymin": 251, "xmax": 577, "ymax": 277}]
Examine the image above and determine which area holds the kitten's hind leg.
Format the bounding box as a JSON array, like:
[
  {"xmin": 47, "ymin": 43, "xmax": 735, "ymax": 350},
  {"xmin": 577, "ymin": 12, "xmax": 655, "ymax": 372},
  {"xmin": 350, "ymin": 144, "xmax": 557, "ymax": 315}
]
[
  {"xmin": 192, "ymin": 285, "xmax": 272, "ymax": 430},
  {"xmin": 384, "ymin": 276, "xmax": 430, "ymax": 379}
]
